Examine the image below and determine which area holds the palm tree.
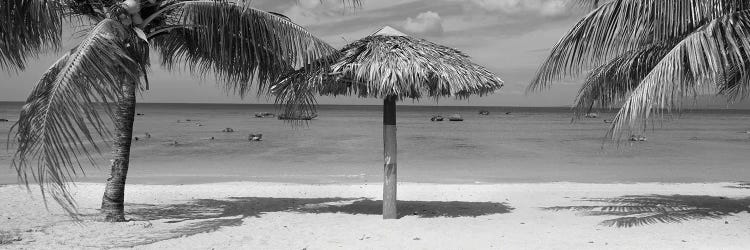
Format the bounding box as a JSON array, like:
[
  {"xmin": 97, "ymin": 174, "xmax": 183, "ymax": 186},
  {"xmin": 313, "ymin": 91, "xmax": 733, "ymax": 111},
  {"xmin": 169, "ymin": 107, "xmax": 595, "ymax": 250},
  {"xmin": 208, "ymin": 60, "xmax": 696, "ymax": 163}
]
[
  {"xmin": 3, "ymin": 0, "xmax": 360, "ymax": 222},
  {"xmin": 528, "ymin": 0, "xmax": 750, "ymax": 138}
]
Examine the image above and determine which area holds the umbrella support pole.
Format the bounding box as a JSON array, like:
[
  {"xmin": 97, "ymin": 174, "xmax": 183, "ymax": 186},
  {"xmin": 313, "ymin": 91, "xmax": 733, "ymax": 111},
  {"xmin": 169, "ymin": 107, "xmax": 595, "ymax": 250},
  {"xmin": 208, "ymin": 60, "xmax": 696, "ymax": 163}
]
[{"xmin": 383, "ymin": 96, "xmax": 398, "ymax": 219}]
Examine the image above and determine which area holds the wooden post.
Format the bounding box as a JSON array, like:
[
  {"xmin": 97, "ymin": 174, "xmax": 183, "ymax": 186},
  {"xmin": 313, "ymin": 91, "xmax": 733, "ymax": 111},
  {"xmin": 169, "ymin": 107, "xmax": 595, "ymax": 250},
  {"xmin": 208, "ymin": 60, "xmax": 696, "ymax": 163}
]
[{"xmin": 383, "ymin": 95, "xmax": 398, "ymax": 219}]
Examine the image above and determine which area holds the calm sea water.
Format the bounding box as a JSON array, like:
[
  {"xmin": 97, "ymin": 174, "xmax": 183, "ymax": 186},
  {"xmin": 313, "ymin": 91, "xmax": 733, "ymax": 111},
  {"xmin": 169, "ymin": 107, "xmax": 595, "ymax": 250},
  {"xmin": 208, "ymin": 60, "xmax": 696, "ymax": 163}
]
[{"xmin": 1, "ymin": 102, "xmax": 749, "ymax": 184}]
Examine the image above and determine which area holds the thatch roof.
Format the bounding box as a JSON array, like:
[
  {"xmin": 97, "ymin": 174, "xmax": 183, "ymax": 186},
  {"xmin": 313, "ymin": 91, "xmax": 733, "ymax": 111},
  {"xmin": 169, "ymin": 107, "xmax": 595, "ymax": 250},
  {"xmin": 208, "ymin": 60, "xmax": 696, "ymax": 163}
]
[{"xmin": 274, "ymin": 26, "xmax": 504, "ymax": 108}]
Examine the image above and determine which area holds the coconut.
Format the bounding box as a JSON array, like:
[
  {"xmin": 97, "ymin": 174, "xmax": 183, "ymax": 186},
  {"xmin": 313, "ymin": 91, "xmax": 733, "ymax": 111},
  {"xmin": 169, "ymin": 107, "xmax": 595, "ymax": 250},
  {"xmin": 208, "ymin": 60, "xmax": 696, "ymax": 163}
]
[
  {"xmin": 119, "ymin": 14, "xmax": 132, "ymax": 26},
  {"xmin": 122, "ymin": 0, "xmax": 140, "ymax": 14},
  {"xmin": 132, "ymin": 13, "xmax": 143, "ymax": 25}
]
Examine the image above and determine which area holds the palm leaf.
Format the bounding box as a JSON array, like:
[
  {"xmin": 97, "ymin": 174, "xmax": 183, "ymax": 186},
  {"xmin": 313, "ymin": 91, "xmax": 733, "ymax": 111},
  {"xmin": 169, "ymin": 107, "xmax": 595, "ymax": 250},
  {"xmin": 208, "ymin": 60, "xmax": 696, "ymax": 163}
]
[
  {"xmin": 572, "ymin": 41, "xmax": 677, "ymax": 117},
  {"xmin": 609, "ymin": 9, "xmax": 750, "ymax": 140},
  {"xmin": 151, "ymin": 1, "xmax": 336, "ymax": 97},
  {"xmin": 10, "ymin": 19, "xmax": 147, "ymax": 214},
  {"xmin": 716, "ymin": 63, "xmax": 750, "ymax": 100},
  {"xmin": 0, "ymin": 0, "xmax": 63, "ymax": 71},
  {"xmin": 528, "ymin": 0, "xmax": 750, "ymax": 92}
]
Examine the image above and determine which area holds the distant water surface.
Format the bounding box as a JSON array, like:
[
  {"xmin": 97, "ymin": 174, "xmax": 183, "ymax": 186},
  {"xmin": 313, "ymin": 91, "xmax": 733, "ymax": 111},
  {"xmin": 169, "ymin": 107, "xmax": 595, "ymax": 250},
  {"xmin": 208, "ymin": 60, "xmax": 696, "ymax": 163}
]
[{"xmin": 1, "ymin": 102, "xmax": 749, "ymax": 184}]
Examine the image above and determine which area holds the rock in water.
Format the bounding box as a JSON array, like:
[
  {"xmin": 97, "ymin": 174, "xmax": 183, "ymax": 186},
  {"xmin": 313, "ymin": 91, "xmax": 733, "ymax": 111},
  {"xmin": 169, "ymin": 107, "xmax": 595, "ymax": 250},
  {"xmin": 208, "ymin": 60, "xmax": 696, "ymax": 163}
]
[
  {"xmin": 629, "ymin": 135, "xmax": 647, "ymax": 142},
  {"xmin": 249, "ymin": 134, "xmax": 263, "ymax": 141},
  {"xmin": 254, "ymin": 112, "xmax": 276, "ymax": 118},
  {"xmin": 278, "ymin": 113, "xmax": 317, "ymax": 120}
]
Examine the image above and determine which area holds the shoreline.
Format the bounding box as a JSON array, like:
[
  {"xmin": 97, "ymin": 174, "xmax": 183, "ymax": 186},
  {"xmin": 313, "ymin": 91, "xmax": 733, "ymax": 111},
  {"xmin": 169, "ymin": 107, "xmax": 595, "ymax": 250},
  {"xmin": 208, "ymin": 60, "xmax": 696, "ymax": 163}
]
[{"xmin": 3, "ymin": 174, "xmax": 749, "ymax": 186}]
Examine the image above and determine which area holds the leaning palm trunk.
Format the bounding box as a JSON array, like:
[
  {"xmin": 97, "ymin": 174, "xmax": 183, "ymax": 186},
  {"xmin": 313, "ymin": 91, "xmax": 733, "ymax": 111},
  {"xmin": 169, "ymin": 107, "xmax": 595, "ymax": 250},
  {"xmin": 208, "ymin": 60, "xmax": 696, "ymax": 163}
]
[
  {"xmin": 101, "ymin": 81, "xmax": 137, "ymax": 222},
  {"xmin": 8, "ymin": 0, "xmax": 358, "ymax": 219}
]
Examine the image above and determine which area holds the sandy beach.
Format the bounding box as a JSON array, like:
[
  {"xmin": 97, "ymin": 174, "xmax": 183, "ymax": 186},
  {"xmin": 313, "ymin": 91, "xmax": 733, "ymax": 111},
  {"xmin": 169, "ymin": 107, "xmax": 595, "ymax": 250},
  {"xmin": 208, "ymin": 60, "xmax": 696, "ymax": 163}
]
[{"xmin": 1, "ymin": 181, "xmax": 748, "ymax": 249}]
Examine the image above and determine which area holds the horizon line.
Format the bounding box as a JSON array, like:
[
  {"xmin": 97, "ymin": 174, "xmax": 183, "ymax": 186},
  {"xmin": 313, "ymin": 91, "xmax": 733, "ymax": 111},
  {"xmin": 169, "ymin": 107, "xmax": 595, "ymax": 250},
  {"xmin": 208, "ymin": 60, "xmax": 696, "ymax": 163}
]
[{"xmin": 2, "ymin": 101, "xmax": 749, "ymax": 110}]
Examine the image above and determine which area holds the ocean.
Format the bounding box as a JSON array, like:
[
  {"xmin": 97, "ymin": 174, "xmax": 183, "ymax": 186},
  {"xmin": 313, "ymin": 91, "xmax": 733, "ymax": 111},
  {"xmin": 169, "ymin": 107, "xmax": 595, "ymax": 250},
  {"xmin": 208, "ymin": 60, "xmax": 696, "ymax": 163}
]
[{"xmin": 1, "ymin": 102, "xmax": 749, "ymax": 185}]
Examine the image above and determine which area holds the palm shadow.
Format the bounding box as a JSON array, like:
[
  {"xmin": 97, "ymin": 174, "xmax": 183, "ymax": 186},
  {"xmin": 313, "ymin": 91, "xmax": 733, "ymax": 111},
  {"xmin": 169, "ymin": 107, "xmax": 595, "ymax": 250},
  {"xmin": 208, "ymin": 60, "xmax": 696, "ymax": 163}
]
[
  {"xmin": 124, "ymin": 197, "xmax": 512, "ymax": 244},
  {"xmin": 300, "ymin": 199, "xmax": 513, "ymax": 219},
  {"xmin": 725, "ymin": 182, "xmax": 750, "ymax": 189},
  {"xmin": 544, "ymin": 195, "xmax": 750, "ymax": 227},
  {"xmin": 127, "ymin": 197, "xmax": 354, "ymax": 237}
]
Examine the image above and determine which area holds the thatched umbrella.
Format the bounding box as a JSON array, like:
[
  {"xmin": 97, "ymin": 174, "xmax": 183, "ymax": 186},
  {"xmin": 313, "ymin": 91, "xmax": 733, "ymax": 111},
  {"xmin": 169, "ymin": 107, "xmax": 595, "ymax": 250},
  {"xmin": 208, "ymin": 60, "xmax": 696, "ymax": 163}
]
[{"xmin": 274, "ymin": 26, "xmax": 504, "ymax": 219}]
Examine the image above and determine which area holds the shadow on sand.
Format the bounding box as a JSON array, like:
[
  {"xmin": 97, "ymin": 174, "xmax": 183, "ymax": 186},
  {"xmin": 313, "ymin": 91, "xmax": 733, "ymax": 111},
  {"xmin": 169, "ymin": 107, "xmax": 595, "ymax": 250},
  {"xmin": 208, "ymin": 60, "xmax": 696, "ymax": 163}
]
[
  {"xmin": 300, "ymin": 199, "xmax": 513, "ymax": 219},
  {"xmin": 726, "ymin": 182, "xmax": 750, "ymax": 189},
  {"xmin": 125, "ymin": 197, "xmax": 512, "ymax": 242},
  {"xmin": 544, "ymin": 195, "xmax": 750, "ymax": 227}
]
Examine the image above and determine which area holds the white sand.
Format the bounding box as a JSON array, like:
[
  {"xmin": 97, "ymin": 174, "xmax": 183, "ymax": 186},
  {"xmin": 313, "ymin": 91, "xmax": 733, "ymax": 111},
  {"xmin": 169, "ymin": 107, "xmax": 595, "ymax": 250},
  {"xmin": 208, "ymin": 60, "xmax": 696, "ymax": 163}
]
[{"xmin": 1, "ymin": 182, "xmax": 749, "ymax": 249}]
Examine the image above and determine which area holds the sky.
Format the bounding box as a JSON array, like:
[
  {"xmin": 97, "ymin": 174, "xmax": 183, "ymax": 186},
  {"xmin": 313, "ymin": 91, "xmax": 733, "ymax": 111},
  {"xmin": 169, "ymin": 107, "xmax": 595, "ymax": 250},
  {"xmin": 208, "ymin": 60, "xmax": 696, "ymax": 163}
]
[{"xmin": 2, "ymin": 0, "xmax": 748, "ymax": 107}]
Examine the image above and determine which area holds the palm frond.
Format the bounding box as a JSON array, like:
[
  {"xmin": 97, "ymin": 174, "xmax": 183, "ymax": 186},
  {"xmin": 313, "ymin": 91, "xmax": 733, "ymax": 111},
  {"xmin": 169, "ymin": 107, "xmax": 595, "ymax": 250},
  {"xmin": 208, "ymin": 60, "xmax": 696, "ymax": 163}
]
[
  {"xmin": 545, "ymin": 195, "xmax": 750, "ymax": 227},
  {"xmin": 0, "ymin": 0, "xmax": 63, "ymax": 71},
  {"xmin": 572, "ymin": 41, "xmax": 677, "ymax": 117},
  {"xmin": 151, "ymin": 1, "xmax": 335, "ymax": 97},
  {"xmin": 716, "ymin": 63, "xmax": 750, "ymax": 100},
  {"xmin": 609, "ymin": 10, "xmax": 750, "ymax": 140},
  {"xmin": 528, "ymin": 0, "xmax": 750, "ymax": 92},
  {"xmin": 10, "ymin": 19, "xmax": 147, "ymax": 214}
]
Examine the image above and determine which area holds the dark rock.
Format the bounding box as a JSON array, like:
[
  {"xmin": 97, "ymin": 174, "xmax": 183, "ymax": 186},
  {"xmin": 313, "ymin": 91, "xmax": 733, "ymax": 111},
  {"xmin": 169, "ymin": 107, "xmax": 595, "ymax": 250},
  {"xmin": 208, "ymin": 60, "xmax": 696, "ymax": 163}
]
[
  {"xmin": 248, "ymin": 133, "xmax": 263, "ymax": 141},
  {"xmin": 278, "ymin": 113, "xmax": 318, "ymax": 120},
  {"xmin": 629, "ymin": 135, "xmax": 647, "ymax": 142},
  {"xmin": 430, "ymin": 115, "xmax": 444, "ymax": 122},
  {"xmin": 254, "ymin": 112, "xmax": 275, "ymax": 118},
  {"xmin": 222, "ymin": 128, "xmax": 234, "ymax": 133},
  {"xmin": 0, "ymin": 119, "xmax": 8, "ymax": 122}
]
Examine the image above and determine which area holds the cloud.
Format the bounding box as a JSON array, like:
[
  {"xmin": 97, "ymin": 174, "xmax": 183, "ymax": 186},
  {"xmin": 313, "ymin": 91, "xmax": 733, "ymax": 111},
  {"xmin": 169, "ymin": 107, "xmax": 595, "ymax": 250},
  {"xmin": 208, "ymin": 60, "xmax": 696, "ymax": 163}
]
[
  {"xmin": 281, "ymin": 0, "xmax": 352, "ymax": 26},
  {"xmin": 465, "ymin": 0, "xmax": 571, "ymax": 17},
  {"xmin": 403, "ymin": 11, "xmax": 444, "ymax": 36},
  {"xmin": 298, "ymin": 0, "xmax": 322, "ymax": 9}
]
